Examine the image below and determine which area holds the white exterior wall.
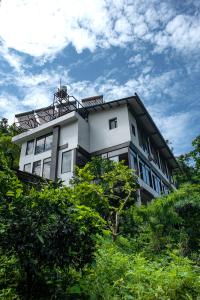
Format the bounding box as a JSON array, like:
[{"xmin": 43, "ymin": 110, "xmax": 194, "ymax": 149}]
[
  {"xmin": 78, "ymin": 116, "xmax": 90, "ymax": 152},
  {"xmin": 89, "ymin": 104, "xmax": 131, "ymax": 153}
]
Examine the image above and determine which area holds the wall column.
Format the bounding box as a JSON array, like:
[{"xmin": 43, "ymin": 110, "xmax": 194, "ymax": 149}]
[{"xmin": 50, "ymin": 126, "xmax": 60, "ymax": 180}]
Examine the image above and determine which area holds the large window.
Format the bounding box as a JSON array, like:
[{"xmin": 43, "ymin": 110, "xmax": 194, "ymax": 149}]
[
  {"xmin": 35, "ymin": 134, "xmax": 53, "ymax": 154},
  {"xmin": 42, "ymin": 157, "xmax": 51, "ymax": 179},
  {"xmin": 138, "ymin": 128, "xmax": 150, "ymax": 155},
  {"xmin": 32, "ymin": 160, "xmax": 41, "ymax": 176},
  {"xmin": 24, "ymin": 163, "xmax": 31, "ymax": 173},
  {"xmin": 139, "ymin": 160, "xmax": 152, "ymax": 187},
  {"xmin": 61, "ymin": 151, "xmax": 72, "ymax": 173},
  {"xmin": 151, "ymin": 143, "xmax": 160, "ymax": 167},
  {"xmin": 130, "ymin": 150, "xmax": 138, "ymax": 172},
  {"xmin": 26, "ymin": 140, "xmax": 34, "ymax": 155},
  {"xmin": 152, "ymin": 172, "xmax": 161, "ymax": 194},
  {"xmin": 109, "ymin": 117, "xmax": 118, "ymax": 130}
]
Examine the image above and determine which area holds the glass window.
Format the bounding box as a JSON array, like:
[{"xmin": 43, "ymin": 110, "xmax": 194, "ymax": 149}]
[
  {"xmin": 26, "ymin": 140, "xmax": 34, "ymax": 155},
  {"xmin": 109, "ymin": 156, "xmax": 119, "ymax": 162},
  {"xmin": 152, "ymin": 172, "xmax": 161, "ymax": 194},
  {"xmin": 32, "ymin": 160, "xmax": 41, "ymax": 176},
  {"xmin": 139, "ymin": 159, "xmax": 152, "ymax": 187},
  {"xmin": 45, "ymin": 135, "xmax": 53, "ymax": 151},
  {"xmin": 35, "ymin": 134, "xmax": 53, "ymax": 154},
  {"xmin": 35, "ymin": 137, "xmax": 45, "ymax": 154},
  {"xmin": 42, "ymin": 157, "xmax": 51, "ymax": 179},
  {"xmin": 61, "ymin": 151, "xmax": 72, "ymax": 173},
  {"xmin": 131, "ymin": 124, "xmax": 136, "ymax": 136},
  {"xmin": 24, "ymin": 163, "xmax": 31, "ymax": 173},
  {"xmin": 130, "ymin": 150, "xmax": 138, "ymax": 172},
  {"xmin": 109, "ymin": 118, "xmax": 117, "ymax": 130}
]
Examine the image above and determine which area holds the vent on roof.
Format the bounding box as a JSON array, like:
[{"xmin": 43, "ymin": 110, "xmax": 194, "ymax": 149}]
[{"xmin": 82, "ymin": 95, "xmax": 104, "ymax": 107}]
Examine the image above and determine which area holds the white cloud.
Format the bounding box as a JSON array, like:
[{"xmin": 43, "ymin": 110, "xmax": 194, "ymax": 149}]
[
  {"xmin": 0, "ymin": 44, "xmax": 23, "ymax": 72},
  {"xmin": 154, "ymin": 14, "xmax": 200, "ymax": 53},
  {"xmin": 0, "ymin": 0, "xmax": 198, "ymax": 58}
]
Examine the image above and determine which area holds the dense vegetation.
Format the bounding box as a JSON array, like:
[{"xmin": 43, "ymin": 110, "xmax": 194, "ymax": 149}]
[{"xmin": 0, "ymin": 122, "xmax": 200, "ymax": 299}]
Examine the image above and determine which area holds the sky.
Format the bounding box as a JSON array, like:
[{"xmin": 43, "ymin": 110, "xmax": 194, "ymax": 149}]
[{"xmin": 0, "ymin": 0, "xmax": 199, "ymax": 156}]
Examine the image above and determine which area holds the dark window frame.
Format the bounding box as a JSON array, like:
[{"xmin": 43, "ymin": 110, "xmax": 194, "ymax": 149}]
[
  {"xmin": 109, "ymin": 117, "xmax": 118, "ymax": 130},
  {"xmin": 26, "ymin": 140, "xmax": 34, "ymax": 155},
  {"xmin": 32, "ymin": 160, "xmax": 41, "ymax": 176},
  {"xmin": 42, "ymin": 157, "xmax": 51, "ymax": 179},
  {"xmin": 24, "ymin": 163, "xmax": 31, "ymax": 173},
  {"xmin": 61, "ymin": 150, "xmax": 72, "ymax": 174},
  {"xmin": 131, "ymin": 124, "xmax": 136, "ymax": 136},
  {"xmin": 35, "ymin": 133, "xmax": 53, "ymax": 155}
]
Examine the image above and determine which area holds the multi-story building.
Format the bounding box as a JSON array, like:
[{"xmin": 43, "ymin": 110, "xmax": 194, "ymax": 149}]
[{"xmin": 12, "ymin": 87, "xmax": 178, "ymax": 203}]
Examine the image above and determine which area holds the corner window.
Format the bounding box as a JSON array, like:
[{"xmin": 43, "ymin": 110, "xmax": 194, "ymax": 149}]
[
  {"xmin": 26, "ymin": 140, "xmax": 34, "ymax": 155},
  {"xmin": 61, "ymin": 151, "xmax": 72, "ymax": 173},
  {"xmin": 42, "ymin": 157, "xmax": 51, "ymax": 179},
  {"xmin": 131, "ymin": 124, "xmax": 136, "ymax": 136},
  {"xmin": 109, "ymin": 117, "xmax": 117, "ymax": 130},
  {"xmin": 35, "ymin": 134, "xmax": 53, "ymax": 154},
  {"xmin": 32, "ymin": 160, "xmax": 41, "ymax": 176},
  {"xmin": 24, "ymin": 163, "xmax": 31, "ymax": 173}
]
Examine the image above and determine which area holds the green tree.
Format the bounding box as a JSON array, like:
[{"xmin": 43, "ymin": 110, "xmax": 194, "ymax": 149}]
[
  {"xmin": 175, "ymin": 135, "xmax": 200, "ymax": 185},
  {"xmin": 72, "ymin": 157, "xmax": 138, "ymax": 241},
  {"xmin": 0, "ymin": 182, "xmax": 104, "ymax": 299},
  {"xmin": 0, "ymin": 122, "xmax": 20, "ymax": 169}
]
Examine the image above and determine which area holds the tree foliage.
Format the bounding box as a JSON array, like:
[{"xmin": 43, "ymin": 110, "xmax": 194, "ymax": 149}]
[{"xmin": 0, "ymin": 128, "xmax": 200, "ymax": 299}]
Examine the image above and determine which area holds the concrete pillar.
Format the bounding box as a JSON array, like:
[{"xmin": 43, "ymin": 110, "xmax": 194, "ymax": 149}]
[{"xmin": 50, "ymin": 126, "xmax": 60, "ymax": 180}]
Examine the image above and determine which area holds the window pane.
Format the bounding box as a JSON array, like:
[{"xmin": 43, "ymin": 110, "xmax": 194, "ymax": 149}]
[
  {"xmin": 109, "ymin": 118, "xmax": 117, "ymax": 130},
  {"xmin": 131, "ymin": 124, "xmax": 136, "ymax": 136},
  {"xmin": 61, "ymin": 151, "xmax": 71, "ymax": 173},
  {"xmin": 26, "ymin": 140, "xmax": 34, "ymax": 155},
  {"xmin": 45, "ymin": 135, "xmax": 53, "ymax": 151},
  {"xmin": 109, "ymin": 156, "xmax": 119, "ymax": 162},
  {"xmin": 24, "ymin": 163, "xmax": 31, "ymax": 173},
  {"xmin": 130, "ymin": 151, "xmax": 138, "ymax": 171},
  {"xmin": 42, "ymin": 157, "xmax": 51, "ymax": 179},
  {"xmin": 33, "ymin": 160, "xmax": 41, "ymax": 176},
  {"xmin": 35, "ymin": 138, "xmax": 45, "ymax": 154}
]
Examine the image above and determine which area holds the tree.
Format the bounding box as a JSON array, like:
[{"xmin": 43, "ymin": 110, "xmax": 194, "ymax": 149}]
[
  {"xmin": 0, "ymin": 123, "xmax": 20, "ymax": 169},
  {"xmin": 0, "ymin": 182, "xmax": 104, "ymax": 299},
  {"xmin": 71, "ymin": 157, "xmax": 138, "ymax": 241},
  {"xmin": 175, "ymin": 135, "xmax": 200, "ymax": 185}
]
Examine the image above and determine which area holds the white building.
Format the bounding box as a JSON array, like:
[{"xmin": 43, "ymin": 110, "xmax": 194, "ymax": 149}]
[{"xmin": 12, "ymin": 88, "xmax": 178, "ymax": 203}]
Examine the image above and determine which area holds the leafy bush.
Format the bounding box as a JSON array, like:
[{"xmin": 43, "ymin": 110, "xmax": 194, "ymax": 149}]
[
  {"xmin": 78, "ymin": 239, "xmax": 200, "ymax": 300},
  {"xmin": 0, "ymin": 183, "xmax": 104, "ymax": 299}
]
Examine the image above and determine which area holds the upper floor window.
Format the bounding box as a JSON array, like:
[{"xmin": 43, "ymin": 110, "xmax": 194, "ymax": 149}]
[
  {"xmin": 130, "ymin": 150, "xmax": 138, "ymax": 172},
  {"xmin": 131, "ymin": 124, "xmax": 136, "ymax": 136},
  {"xmin": 139, "ymin": 160, "xmax": 152, "ymax": 188},
  {"xmin": 26, "ymin": 140, "xmax": 34, "ymax": 155},
  {"xmin": 35, "ymin": 134, "xmax": 53, "ymax": 154},
  {"xmin": 109, "ymin": 117, "xmax": 117, "ymax": 130},
  {"xmin": 61, "ymin": 150, "xmax": 72, "ymax": 173}
]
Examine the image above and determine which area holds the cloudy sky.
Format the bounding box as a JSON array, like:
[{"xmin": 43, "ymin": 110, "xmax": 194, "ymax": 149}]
[{"xmin": 0, "ymin": 0, "xmax": 199, "ymax": 155}]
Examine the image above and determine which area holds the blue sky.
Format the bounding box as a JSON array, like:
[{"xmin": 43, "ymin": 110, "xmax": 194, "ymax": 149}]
[{"xmin": 0, "ymin": 0, "xmax": 199, "ymax": 156}]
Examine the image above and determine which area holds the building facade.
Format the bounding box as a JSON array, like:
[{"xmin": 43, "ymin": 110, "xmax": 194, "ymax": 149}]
[{"xmin": 12, "ymin": 91, "xmax": 178, "ymax": 203}]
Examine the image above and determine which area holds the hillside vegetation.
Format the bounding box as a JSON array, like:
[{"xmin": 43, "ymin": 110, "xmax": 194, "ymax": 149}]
[{"xmin": 0, "ymin": 122, "xmax": 199, "ymax": 299}]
